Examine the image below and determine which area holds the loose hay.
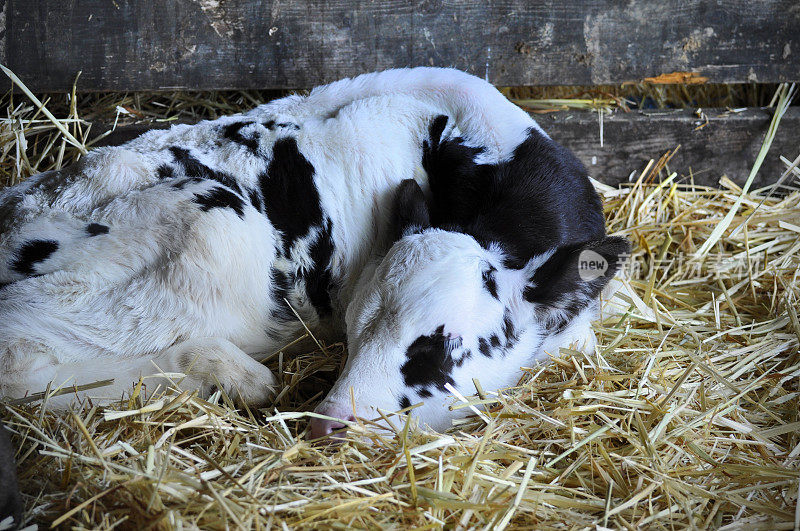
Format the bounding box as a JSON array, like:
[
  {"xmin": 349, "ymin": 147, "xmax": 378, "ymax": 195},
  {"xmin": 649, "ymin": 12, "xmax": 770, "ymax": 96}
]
[{"xmin": 1, "ymin": 76, "xmax": 800, "ymax": 530}]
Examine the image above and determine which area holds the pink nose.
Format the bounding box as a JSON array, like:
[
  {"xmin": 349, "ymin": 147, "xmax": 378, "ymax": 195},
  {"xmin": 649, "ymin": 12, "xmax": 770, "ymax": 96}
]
[{"xmin": 309, "ymin": 414, "xmax": 355, "ymax": 441}]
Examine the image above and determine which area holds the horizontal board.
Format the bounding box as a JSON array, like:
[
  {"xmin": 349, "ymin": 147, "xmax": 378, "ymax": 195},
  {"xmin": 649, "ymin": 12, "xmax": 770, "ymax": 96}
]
[
  {"xmin": 91, "ymin": 107, "xmax": 800, "ymax": 188},
  {"xmin": 2, "ymin": 0, "xmax": 799, "ymax": 92},
  {"xmin": 543, "ymin": 107, "xmax": 800, "ymax": 188}
]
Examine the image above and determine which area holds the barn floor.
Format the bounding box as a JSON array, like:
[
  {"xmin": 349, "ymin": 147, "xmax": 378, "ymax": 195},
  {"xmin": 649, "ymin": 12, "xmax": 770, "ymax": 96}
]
[{"xmin": 1, "ymin": 86, "xmax": 799, "ymax": 529}]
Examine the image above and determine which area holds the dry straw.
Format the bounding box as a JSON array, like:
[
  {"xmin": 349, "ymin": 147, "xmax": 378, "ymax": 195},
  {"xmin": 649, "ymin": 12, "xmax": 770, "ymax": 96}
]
[{"xmin": 1, "ymin": 71, "xmax": 799, "ymax": 529}]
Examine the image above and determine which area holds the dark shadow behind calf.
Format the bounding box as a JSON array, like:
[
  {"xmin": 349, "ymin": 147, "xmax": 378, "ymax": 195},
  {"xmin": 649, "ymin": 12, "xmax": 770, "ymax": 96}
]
[{"xmin": 0, "ymin": 421, "xmax": 22, "ymax": 528}]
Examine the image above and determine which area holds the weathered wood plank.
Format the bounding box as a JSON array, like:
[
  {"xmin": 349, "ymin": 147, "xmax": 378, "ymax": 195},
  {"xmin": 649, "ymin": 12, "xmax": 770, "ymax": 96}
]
[
  {"xmin": 543, "ymin": 107, "xmax": 800, "ymax": 188},
  {"xmin": 4, "ymin": 1, "xmax": 799, "ymax": 92},
  {"xmin": 89, "ymin": 107, "xmax": 800, "ymax": 188}
]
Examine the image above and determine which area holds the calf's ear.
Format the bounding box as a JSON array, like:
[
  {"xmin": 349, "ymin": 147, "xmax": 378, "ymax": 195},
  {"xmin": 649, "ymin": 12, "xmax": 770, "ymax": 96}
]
[
  {"xmin": 523, "ymin": 236, "xmax": 630, "ymax": 312},
  {"xmin": 392, "ymin": 179, "xmax": 431, "ymax": 241}
]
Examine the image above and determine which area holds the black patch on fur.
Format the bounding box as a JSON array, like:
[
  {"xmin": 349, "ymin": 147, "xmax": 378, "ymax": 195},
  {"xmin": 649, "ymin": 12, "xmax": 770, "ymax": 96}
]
[
  {"xmin": 549, "ymin": 317, "xmax": 573, "ymax": 335},
  {"xmin": 222, "ymin": 121, "xmax": 260, "ymax": 154},
  {"xmin": 270, "ymin": 268, "xmax": 296, "ymax": 323},
  {"xmin": 248, "ymin": 188, "xmax": 263, "ymax": 213},
  {"xmin": 11, "ymin": 239, "xmax": 59, "ymax": 276},
  {"xmin": 489, "ymin": 334, "xmax": 502, "ymax": 348},
  {"xmin": 393, "ymin": 179, "xmax": 431, "ymax": 241},
  {"xmin": 502, "ymin": 312, "xmax": 517, "ymax": 346},
  {"xmin": 169, "ymin": 146, "xmax": 210, "ymax": 177},
  {"xmin": 263, "ymin": 120, "xmax": 299, "ymax": 130},
  {"xmin": 428, "ymin": 115, "xmax": 449, "ymax": 146},
  {"xmin": 524, "ymin": 237, "xmax": 629, "ymax": 304},
  {"xmin": 482, "ymin": 265, "xmax": 498, "ymax": 299},
  {"xmin": 401, "ymin": 325, "xmax": 455, "ymax": 392},
  {"xmin": 523, "ymin": 236, "xmax": 629, "ymax": 329},
  {"xmin": 477, "ymin": 331, "xmax": 513, "ymax": 359},
  {"xmin": 193, "ymin": 186, "xmax": 245, "ymax": 219},
  {"xmin": 454, "ymin": 349, "xmax": 473, "ymax": 367},
  {"xmin": 478, "ymin": 337, "xmax": 491, "ymax": 357},
  {"xmin": 300, "ymin": 219, "xmax": 335, "ymax": 316},
  {"xmin": 474, "ymin": 313, "xmax": 520, "ymax": 360},
  {"xmin": 423, "ymin": 122, "xmax": 608, "ymax": 267},
  {"xmin": 399, "ymin": 396, "xmax": 411, "ymax": 410},
  {"xmin": 423, "ymin": 115, "xmax": 491, "ymax": 229},
  {"xmin": 171, "ymin": 176, "xmax": 202, "ymax": 190},
  {"xmin": 86, "ymin": 223, "xmax": 109, "ymax": 236},
  {"xmin": 446, "ymin": 334, "xmax": 463, "ymax": 350},
  {"xmin": 418, "ymin": 389, "xmax": 433, "ymax": 398},
  {"xmin": 0, "ymin": 282, "xmax": 8, "ymax": 291},
  {"xmin": 259, "ymin": 137, "xmax": 323, "ymax": 255},
  {"xmin": 157, "ymin": 164, "xmax": 174, "ymax": 179},
  {"xmin": 169, "ymin": 146, "xmax": 243, "ymax": 195}
]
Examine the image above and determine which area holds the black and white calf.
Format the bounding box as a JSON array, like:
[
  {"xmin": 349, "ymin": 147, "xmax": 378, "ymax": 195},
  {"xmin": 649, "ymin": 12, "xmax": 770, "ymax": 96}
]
[{"xmin": 0, "ymin": 68, "xmax": 627, "ymax": 438}]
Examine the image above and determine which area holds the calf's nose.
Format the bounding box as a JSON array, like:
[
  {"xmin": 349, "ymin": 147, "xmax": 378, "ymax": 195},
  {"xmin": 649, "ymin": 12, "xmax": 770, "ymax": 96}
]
[
  {"xmin": 309, "ymin": 409, "xmax": 356, "ymax": 441},
  {"xmin": 309, "ymin": 418, "xmax": 347, "ymax": 440}
]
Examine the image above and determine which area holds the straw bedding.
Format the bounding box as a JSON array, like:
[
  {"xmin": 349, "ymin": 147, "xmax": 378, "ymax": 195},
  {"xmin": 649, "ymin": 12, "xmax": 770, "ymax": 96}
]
[{"xmin": 1, "ymin": 80, "xmax": 799, "ymax": 530}]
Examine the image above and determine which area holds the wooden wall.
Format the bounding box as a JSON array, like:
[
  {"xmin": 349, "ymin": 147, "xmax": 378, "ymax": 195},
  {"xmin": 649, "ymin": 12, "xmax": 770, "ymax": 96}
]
[
  {"xmin": 2, "ymin": 0, "xmax": 798, "ymax": 92},
  {"xmin": 3, "ymin": 0, "xmax": 798, "ymax": 186}
]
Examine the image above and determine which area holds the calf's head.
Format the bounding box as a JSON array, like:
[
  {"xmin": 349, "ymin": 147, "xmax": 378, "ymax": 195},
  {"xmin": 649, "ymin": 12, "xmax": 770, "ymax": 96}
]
[{"xmin": 310, "ymin": 180, "xmax": 628, "ymax": 438}]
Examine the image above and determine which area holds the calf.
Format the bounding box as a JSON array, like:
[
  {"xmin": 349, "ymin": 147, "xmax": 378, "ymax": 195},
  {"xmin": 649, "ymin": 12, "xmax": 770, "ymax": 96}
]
[{"xmin": 0, "ymin": 67, "xmax": 626, "ymax": 438}]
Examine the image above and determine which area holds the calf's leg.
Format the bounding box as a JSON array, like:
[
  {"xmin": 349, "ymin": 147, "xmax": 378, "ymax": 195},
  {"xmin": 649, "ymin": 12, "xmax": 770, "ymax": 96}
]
[{"xmin": 2, "ymin": 337, "xmax": 276, "ymax": 411}]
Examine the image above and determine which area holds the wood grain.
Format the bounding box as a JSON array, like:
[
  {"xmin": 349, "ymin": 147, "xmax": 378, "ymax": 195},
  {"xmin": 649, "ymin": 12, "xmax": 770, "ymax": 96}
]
[
  {"xmin": 542, "ymin": 107, "xmax": 800, "ymax": 188},
  {"xmin": 3, "ymin": 1, "xmax": 799, "ymax": 92}
]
